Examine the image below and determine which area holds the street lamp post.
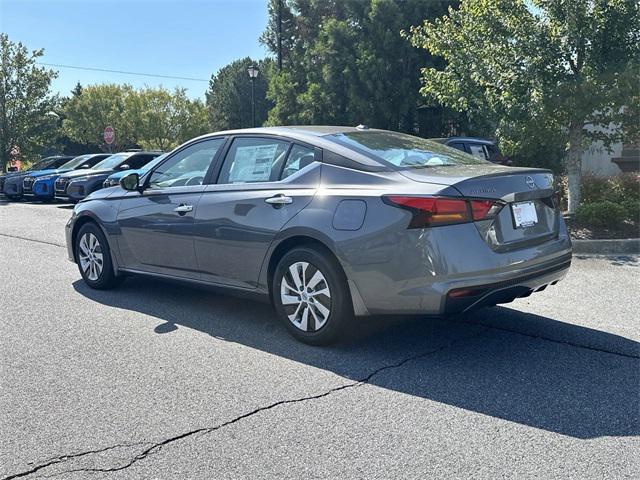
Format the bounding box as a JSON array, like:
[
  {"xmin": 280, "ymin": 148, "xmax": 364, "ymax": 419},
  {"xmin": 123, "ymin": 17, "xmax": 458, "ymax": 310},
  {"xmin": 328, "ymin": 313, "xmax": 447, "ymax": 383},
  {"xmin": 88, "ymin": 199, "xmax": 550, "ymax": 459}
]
[{"xmin": 247, "ymin": 65, "xmax": 259, "ymax": 127}]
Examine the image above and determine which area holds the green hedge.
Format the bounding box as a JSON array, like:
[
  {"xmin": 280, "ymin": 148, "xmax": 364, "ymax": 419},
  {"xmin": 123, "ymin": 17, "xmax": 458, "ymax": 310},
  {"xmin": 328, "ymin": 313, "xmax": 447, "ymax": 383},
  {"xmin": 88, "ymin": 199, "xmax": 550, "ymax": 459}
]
[
  {"xmin": 571, "ymin": 174, "xmax": 639, "ymax": 228},
  {"xmin": 575, "ymin": 201, "xmax": 628, "ymax": 227}
]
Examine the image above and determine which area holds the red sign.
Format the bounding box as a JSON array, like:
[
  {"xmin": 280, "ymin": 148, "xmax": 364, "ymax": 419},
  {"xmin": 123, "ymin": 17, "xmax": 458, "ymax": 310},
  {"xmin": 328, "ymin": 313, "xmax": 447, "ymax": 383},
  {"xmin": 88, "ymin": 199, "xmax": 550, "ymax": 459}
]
[{"xmin": 103, "ymin": 126, "xmax": 115, "ymax": 145}]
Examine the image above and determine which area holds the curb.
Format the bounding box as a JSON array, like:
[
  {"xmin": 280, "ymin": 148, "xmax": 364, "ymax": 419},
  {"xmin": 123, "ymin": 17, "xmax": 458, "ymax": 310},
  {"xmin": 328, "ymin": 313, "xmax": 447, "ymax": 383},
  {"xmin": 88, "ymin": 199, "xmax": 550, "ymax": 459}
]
[{"xmin": 572, "ymin": 238, "xmax": 640, "ymax": 254}]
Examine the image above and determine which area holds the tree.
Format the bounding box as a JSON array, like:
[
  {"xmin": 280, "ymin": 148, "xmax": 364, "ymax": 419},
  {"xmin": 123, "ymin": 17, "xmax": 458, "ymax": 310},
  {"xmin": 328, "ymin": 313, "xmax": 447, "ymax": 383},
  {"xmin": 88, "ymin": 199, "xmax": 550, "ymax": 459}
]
[
  {"xmin": 261, "ymin": 0, "xmax": 455, "ymax": 130},
  {"xmin": 206, "ymin": 57, "xmax": 272, "ymax": 131},
  {"xmin": 0, "ymin": 34, "xmax": 59, "ymax": 171},
  {"xmin": 125, "ymin": 87, "xmax": 209, "ymax": 151},
  {"xmin": 71, "ymin": 82, "xmax": 83, "ymax": 98},
  {"xmin": 63, "ymin": 84, "xmax": 136, "ymax": 152},
  {"xmin": 407, "ymin": 0, "xmax": 640, "ymax": 213}
]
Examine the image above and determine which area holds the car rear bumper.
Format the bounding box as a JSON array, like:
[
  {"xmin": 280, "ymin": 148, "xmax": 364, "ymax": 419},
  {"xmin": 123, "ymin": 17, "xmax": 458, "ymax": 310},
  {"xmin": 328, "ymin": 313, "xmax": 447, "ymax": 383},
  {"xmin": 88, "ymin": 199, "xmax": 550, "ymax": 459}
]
[
  {"xmin": 340, "ymin": 217, "xmax": 572, "ymax": 316},
  {"xmin": 442, "ymin": 253, "xmax": 571, "ymax": 314}
]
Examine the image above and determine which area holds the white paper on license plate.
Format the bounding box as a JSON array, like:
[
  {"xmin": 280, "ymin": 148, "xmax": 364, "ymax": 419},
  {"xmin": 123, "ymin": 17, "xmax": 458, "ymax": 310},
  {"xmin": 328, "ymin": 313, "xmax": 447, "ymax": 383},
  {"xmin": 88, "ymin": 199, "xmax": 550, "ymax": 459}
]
[{"xmin": 512, "ymin": 201, "xmax": 538, "ymax": 228}]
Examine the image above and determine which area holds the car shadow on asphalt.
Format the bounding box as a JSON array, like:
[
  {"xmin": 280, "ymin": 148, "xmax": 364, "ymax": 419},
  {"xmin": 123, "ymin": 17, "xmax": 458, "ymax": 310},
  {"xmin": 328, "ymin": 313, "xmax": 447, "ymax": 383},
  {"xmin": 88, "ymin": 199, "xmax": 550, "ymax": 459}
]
[{"xmin": 73, "ymin": 277, "xmax": 639, "ymax": 441}]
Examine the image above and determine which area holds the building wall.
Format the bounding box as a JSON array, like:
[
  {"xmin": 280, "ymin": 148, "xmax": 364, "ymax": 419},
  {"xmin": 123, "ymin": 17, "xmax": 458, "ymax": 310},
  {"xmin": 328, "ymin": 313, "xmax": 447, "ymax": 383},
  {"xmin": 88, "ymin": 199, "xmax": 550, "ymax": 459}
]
[{"xmin": 581, "ymin": 139, "xmax": 623, "ymax": 176}]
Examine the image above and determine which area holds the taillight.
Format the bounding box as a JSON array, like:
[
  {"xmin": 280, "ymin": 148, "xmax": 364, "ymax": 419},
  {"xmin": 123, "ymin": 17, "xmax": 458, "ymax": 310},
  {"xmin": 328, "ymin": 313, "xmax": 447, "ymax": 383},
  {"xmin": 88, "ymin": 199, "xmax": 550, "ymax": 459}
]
[
  {"xmin": 469, "ymin": 199, "xmax": 496, "ymax": 220},
  {"xmin": 384, "ymin": 195, "xmax": 503, "ymax": 228}
]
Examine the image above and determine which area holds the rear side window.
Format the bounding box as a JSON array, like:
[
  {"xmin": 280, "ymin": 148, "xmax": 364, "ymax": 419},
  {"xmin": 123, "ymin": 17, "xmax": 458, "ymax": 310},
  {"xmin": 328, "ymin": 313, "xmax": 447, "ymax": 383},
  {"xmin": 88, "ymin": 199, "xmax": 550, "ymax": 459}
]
[
  {"xmin": 218, "ymin": 137, "xmax": 290, "ymax": 184},
  {"xmin": 468, "ymin": 144, "xmax": 489, "ymax": 160},
  {"xmin": 281, "ymin": 144, "xmax": 315, "ymax": 180}
]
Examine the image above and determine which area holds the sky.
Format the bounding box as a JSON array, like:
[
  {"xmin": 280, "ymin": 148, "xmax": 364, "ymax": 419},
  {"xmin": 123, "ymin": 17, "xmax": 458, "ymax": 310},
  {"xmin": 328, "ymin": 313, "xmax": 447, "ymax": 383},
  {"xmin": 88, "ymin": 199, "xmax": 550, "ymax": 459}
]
[{"xmin": 0, "ymin": 0, "xmax": 270, "ymax": 99}]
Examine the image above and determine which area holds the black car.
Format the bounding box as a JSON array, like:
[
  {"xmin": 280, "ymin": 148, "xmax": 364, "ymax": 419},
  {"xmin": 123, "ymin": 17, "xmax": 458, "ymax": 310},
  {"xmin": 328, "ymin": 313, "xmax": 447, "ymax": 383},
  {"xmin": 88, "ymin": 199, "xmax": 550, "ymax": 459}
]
[
  {"xmin": 55, "ymin": 151, "xmax": 163, "ymax": 202},
  {"xmin": 433, "ymin": 137, "xmax": 512, "ymax": 166},
  {"xmin": 1, "ymin": 156, "xmax": 75, "ymax": 199}
]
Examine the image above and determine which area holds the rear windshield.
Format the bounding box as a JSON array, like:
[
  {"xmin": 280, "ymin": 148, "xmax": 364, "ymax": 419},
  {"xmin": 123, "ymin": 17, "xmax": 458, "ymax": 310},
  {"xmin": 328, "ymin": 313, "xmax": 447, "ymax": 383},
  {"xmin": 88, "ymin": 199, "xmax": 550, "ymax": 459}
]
[
  {"xmin": 93, "ymin": 153, "xmax": 133, "ymax": 170},
  {"xmin": 327, "ymin": 131, "xmax": 488, "ymax": 168}
]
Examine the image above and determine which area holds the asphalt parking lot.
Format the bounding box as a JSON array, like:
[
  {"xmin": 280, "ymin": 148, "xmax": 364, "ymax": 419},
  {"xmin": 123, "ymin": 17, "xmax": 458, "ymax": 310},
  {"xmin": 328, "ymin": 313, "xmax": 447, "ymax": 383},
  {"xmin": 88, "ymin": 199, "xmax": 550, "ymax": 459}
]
[{"xmin": 1, "ymin": 199, "xmax": 638, "ymax": 479}]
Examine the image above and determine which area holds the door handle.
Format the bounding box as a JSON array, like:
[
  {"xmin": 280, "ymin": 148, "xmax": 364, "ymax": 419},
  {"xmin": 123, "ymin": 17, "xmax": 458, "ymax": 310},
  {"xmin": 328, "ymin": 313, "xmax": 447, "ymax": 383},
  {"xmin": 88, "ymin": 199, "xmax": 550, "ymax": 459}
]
[
  {"xmin": 265, "ymin": 194, "xmax": 293, "ymax": 207},
  {"xmin": 174, "ymin": 204, "xmax": 193, "ymax": 215}
]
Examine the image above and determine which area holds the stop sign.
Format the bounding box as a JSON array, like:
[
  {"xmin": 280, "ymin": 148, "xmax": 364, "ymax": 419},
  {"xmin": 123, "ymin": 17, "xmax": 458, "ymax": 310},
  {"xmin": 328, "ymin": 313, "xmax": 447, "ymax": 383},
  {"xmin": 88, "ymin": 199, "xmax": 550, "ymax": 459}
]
[{"xmin": 103, "ymin": 126, "xmax": 115, "ymax": 145}]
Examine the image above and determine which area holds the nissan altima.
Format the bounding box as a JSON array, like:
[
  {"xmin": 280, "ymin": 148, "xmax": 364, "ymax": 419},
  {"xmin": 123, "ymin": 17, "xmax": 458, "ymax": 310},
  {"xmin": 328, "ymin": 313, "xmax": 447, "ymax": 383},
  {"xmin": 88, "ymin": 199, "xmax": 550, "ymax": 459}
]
[{"xmin": 66, "ymin": 126, "xmax": 572, "ymax": 344}]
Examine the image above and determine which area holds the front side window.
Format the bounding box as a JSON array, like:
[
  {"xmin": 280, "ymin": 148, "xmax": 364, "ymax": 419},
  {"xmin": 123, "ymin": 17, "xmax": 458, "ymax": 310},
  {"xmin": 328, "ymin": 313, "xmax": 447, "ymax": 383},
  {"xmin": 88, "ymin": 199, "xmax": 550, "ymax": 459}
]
[
  {"xmin": 327, "ymin": 131, "xmax": 488, "ymax": 168},
  {"xmin": 149, "ymin": 139, "xmax": 224, "ymax": 188},
  {"xmin": 218, "ymin": 137, "xmax": 290, "ymax": 184}
]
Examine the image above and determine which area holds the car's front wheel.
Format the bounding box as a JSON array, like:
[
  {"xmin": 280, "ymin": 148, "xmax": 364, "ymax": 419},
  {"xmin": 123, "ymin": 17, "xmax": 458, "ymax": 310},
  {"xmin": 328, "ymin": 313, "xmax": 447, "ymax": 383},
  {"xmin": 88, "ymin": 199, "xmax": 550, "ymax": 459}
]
[
  {"xmin": 75, "ymin": 223, "xmax": 123, "ymax": 290},
  {"xmin": 273, "ymin": 246, "xmax": 353, "ymax": 345}
]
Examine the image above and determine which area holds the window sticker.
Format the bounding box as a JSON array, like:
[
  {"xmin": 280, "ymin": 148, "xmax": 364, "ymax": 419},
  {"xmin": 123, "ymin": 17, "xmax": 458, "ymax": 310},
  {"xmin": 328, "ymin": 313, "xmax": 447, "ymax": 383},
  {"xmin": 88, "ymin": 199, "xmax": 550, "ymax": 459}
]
[{"xmin": 229, "ymin": 144, "xmax": 279, "ymax": 183}]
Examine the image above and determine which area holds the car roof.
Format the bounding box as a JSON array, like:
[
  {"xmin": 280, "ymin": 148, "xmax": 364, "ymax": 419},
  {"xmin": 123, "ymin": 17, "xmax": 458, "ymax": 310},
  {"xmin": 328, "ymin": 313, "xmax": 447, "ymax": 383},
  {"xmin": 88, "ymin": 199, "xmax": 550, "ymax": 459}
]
[
  {"xmin": 190, "ymin": 126, "xmax": 393, "ymax": 169},
  {"xmin": 435, "ymin": 137, "xmax": 495, "ymax": 145},
  {"xmin": 212, "ymin": 125, "xmax": 373, "ymax": 138}
]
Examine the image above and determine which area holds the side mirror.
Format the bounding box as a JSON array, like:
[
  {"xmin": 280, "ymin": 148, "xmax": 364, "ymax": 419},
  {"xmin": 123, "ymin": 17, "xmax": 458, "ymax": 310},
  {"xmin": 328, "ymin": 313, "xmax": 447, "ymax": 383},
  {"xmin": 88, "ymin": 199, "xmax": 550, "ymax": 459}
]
[
  {"xmin": 119, "ymin": 164, "xmax": 130, "ymax": 170},
  {"xmin": 80, "ymin": 164, "xmax": 90, "ymax": 169},
  {"xmin": 120, "ymin": 172, "xmax": 140, "ymax": 191}
]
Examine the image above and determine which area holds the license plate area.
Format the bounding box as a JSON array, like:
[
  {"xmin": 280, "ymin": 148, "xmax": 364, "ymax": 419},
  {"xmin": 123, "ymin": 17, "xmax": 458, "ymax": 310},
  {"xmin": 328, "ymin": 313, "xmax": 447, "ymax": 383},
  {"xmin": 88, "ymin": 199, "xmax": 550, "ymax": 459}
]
[{"xmin": 511, "ymin": 201, "xmax": 538, "ymax": 228}]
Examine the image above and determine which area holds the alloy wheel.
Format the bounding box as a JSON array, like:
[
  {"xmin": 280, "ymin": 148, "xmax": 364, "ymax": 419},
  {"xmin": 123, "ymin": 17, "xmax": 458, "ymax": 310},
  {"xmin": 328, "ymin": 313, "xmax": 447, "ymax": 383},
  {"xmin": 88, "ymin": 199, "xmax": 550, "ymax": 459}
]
[
  {"xmin": 78, "ymin": 232, "xmax": 104, "ymax": 281},
  {"xmin": 280, "ymin": 261, "xmax": 332, "ymax": 332}
]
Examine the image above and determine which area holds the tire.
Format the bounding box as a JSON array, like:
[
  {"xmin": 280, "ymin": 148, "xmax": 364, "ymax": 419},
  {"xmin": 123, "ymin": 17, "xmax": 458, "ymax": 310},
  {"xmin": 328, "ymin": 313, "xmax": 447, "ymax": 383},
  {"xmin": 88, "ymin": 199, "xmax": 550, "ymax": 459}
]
[
  {"xmin": 272, "ymin": 246, "xmax": 353, "ymax": 345},
  {"xmin": 75, "ymin": 223, "xmax": 124, "ymax": 290}
]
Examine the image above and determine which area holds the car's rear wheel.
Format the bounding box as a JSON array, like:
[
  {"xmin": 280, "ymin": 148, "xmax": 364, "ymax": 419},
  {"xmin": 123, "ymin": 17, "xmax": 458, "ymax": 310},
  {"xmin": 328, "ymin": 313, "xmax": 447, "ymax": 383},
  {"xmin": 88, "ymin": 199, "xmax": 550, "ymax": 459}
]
[
  {"xmin": 75, "ymin": 223, "xmax": 123, "ymax": 290},
  {"xmin": 273, "ymin": 246, "xmax": 353, "ymax": 345}
]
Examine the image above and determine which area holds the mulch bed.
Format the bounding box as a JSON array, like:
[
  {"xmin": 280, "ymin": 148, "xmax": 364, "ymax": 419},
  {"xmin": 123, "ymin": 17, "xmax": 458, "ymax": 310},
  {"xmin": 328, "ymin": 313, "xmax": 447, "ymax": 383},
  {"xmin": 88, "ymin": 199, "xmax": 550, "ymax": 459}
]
[{"xmin": 565, "ymin": 216, "xmax": 640, "ymax": 240}]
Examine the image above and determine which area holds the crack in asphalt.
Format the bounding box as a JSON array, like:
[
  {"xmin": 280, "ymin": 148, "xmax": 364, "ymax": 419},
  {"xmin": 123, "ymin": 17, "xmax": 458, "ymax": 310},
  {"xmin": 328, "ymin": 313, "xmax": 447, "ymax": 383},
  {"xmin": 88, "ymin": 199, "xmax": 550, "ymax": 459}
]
[
  {"xmin": 1, "ymin": 442, "xmax": 151, "ymax": 479},
  {"xmin": 452, "ymin": 318, "xmax": 640, "ymax": 360},
  {"xmin": 0, "ymin": 232, "xmax": 65, "ymax": 249},
  {"xmin": 2, "ymin": 328, "xmax": 489, "ymax": 479}
]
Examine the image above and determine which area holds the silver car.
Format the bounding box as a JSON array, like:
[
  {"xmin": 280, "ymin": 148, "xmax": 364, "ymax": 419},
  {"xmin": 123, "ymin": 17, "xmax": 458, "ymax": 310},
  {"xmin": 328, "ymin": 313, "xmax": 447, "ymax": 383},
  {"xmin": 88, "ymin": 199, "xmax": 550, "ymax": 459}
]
[{"xmin": 66, "ymin": 126, "xmax": 572, "ymax": 344}]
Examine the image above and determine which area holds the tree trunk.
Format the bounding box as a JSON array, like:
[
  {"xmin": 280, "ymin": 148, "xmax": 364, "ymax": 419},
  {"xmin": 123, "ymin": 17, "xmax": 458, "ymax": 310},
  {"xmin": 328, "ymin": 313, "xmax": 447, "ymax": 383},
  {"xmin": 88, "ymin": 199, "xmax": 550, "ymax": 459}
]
[{"xmin": 566, "ymin": 122, "xmax": 584, "ymax": 214}]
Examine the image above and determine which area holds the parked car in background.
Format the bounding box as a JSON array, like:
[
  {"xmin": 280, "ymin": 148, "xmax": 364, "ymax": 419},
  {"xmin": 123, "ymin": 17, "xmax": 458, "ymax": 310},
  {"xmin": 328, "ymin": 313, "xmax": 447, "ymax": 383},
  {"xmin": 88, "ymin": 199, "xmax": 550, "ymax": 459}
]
[
  {"xmin": 102, "ymin": 153, "xmax": 167, "ymax": 189},
  {"xmin": 2, "ymin": 156, "xmax": 75, "ymax": 200},
  {"xmin": 67, "ymin": 126, "xmax": 571, "ymax": 345},
  {"xmin": 55, "ymin": 151, "xmax": 163, "ymax": 202},
  {"xmin": 433, "ymin": 137, "xmax": 512, "ymax": 166},
  {"xmin": 23, "ymin": 153, "xmax": 111, "ymax": 201}
]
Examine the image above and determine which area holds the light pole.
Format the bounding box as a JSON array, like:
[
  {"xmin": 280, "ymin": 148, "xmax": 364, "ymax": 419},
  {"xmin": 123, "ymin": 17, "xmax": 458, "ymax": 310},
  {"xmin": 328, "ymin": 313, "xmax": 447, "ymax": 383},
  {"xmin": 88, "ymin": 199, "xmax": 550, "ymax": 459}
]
[{"xmin": 247, "ymin": 64, "xmax": 259, "ymax": 127}]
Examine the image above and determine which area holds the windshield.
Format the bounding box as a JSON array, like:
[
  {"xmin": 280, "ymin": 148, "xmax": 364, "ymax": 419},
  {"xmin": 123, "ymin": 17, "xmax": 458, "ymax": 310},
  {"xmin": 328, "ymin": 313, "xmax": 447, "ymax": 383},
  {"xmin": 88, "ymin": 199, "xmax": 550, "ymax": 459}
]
[
  {"xmin": 58, "ymin": 154, "xmax": 92, "ymax": 170},
  {"xmin": 327, "ymin": 131, "xmax": 489, "ymax": 168},
  {"xmin": 27, "ymin": 159, "xmax": 50, "ymax": 171},
  {"xmin": 47, "ymin": 157, "xmax": 73, "ymax": 169},
  {"xmin": 93, "ymin": 153, "xmax": 132, "ymax": 170}
]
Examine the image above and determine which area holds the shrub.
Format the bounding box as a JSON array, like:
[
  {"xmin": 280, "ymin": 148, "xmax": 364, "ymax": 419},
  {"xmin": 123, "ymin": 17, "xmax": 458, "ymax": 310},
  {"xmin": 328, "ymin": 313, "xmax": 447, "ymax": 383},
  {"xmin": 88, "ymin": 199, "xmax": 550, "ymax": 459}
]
[
  {"xmin": 622, "ymin": 199, "xmax": 640, "ymax": 223},
  {"xmin": 581, "ymin": 173, "xmax": 639, "ymax": 204},
  {"xmin": 575, "ymin": 201, "xmax": 627, "ymax": 228}
]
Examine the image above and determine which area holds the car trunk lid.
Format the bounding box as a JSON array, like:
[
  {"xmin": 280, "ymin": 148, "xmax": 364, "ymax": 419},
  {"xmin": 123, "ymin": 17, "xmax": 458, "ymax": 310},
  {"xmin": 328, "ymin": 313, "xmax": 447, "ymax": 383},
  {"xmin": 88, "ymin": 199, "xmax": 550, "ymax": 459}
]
[{"xmin": 397, "ymin": 165, "xmax": 559, "ymax": 252}]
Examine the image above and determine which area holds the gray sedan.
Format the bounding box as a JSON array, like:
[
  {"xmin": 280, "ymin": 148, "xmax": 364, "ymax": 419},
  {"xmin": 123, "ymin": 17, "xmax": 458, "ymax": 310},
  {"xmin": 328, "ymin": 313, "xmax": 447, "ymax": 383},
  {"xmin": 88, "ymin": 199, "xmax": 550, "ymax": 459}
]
[{"xmin": 65, "ymin": 126, "xmax": 572, "ymax": 344}]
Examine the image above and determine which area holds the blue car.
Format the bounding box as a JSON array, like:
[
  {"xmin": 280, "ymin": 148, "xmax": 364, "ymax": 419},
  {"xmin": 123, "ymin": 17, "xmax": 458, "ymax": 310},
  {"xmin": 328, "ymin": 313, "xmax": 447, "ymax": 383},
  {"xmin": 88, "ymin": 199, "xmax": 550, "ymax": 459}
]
[
  {"xmin": 24, "ymin": 154, "xmax": 111, "ymax": 201},
  {"xmin": 101, "ymin": 153, "xmax": 167, "ymax": 189},
  {"xmin": 2, "ymin": 156, "xmax": 74, "ymax": 200}
]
